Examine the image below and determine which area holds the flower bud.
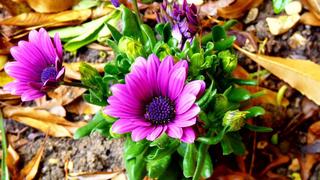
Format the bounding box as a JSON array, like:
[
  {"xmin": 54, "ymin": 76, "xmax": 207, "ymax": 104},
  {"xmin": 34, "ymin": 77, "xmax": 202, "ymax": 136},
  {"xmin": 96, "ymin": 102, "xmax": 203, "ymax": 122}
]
[
  {"xmin": 218, "ymin": 50, "xmax": 237, "ymax": 73},
  {"xmin": 222, "ymin": 110, "xmax": 248, "ymax": 131},
  {"xmin": 79, "ymin": 62, "xmax": 100, "ymax": 87},
  {"xmin": 118, "ymin": 36, "xmax": 144, "ymax": 60}
]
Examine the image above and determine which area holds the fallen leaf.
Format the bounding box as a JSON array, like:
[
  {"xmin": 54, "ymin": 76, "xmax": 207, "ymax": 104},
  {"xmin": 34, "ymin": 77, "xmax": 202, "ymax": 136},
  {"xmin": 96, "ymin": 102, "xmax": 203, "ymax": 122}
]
[
  {"xmin": 47, "ymin": 86, "xmax": 87, "ymax": 106},
  {"xmin": 26, "ymin": 0, "xmax": 79, "ymax": 13},
  {"xmin": 266, "ymin": 14, "xmax": 300, "ymax": 35},
  {"xmin": 301, "ymin": 0, "xmax": 320, "ymax": 19},
  {"xmin": 0, "ymin": 35, "xmax": 14, "ymax": 55},
  {"xmin": 0, "ymin": 55, "xmax": 7, "ymax": 70},
  {"xmin": 66, "ymin": 98, "xmax": 101, "ymax": 115},
  {"xmin": 200, "ymin": 0, "xmax": 234, "ymax": 16},
  {"xmin": 64, "ymin": 62, "xmax": 105, "ymax": 80},
  {"xmin": 6, "ymin": 144, "xmax": 20, "ymax": 177},
  {"xmin": 67, "ymin": 170, "xmax": 124, "ymax": 180},
  {"xmin": 0, "ymin": 71, "xmax": 14, "ymax": 87},
  {"xmin": 235, "ymin": 45, "xmax": 320, "ymax": 105},
  {"xmin": 3, "ymin": 106, "xmax": 86, "ymax": 137},
  {"xmin": 217, "ymin": 0, "xmax": 263, "ymax": 19},
  {"xmin": 259, "ymin": 155, "xmax": 290, "ymax": 176},
  {"xmin": 0, "ymin": 9, "xmax": 92, "ymax": 27},
  {"xmin": 0, "ymin": 0, "xmax": 31, "ymax": 15},
  {"xmin": 300, "ymin": 12, "xmax": 320, "ymax": 26},
  {"xmin": 19, "ymin": 138, "xmax": 46, "ymax": 180}
]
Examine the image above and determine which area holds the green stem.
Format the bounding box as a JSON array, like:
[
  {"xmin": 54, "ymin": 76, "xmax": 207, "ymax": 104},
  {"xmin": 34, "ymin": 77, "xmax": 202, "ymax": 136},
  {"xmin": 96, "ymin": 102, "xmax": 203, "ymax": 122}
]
[
  {"xmin": 132, "ymin": 0, "xmax": 141, "ymax": 24},
  {"xmin": 192, "ymin": 143, "xmax": 209, "ymax": 180},
  {"xmin": 0, "ymin": 110, "xmax": 10, "ymax": 180},
  {"xmin": 60, "ymin": 81, "xmax": 89, "ymax": 89}
]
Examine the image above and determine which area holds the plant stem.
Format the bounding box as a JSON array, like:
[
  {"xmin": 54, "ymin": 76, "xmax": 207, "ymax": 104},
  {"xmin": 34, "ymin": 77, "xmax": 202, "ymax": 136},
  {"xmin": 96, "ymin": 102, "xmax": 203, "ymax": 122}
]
[
  {"xmin": 0, "ymin": 110, "xmax": 10, "ymax": 180},
  {"xmin": 132, "ymin": 0, "xmax": 141, "ymax": 23},
  {"xmin": 60, "ymin": 81, "xmax": 89, "ymax": 89}
]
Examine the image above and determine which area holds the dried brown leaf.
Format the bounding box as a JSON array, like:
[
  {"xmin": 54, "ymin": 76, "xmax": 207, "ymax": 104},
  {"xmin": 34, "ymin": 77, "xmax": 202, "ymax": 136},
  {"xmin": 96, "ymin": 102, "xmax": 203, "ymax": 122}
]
[
  {"xmin": 26, "ymin": 0, "xmax": 79, "ymax": 13},
  {"xmin": 67, "ymin": 170, "xmax": 124, "ymax": 180},
  {"xmin": 66, "ymin": 98, "xmax": 100, "ymax": 115},
  {"xmin": 64, "ymin": 62, "xmax": 105, "ymax": 80},
  {"xmin": 301, "ymin": 0, "xmax": 320, "ymax": 19},
  {"xmin": 0, "ymin": 0, "xmax": 31, "ymax": 15},
  {"xmin": 47, "ymin": 86, "xmax": 86, "ymax": 106},
  {"xmin": 0, "ymin": 9, "xmax": 92, "ymax": 28},
  {"xmin": 19, "ymin": 139, "xmax": 46, "ymax": 180},
  {"xmin": 300, "ymin": 12, "xmax": 320, "ymax": 26},
  {"xmin": 200, "ymin": 0, "xmax": 234, "ymax": 16},
  {"xmin": 0, "ymin": 35, "xmax": 14, "ymax": 55},
  {"xmin": 7, "ymin": 144, "xmax": 20, "ymax": 177},
  {"xmin": 217, "ymin": 0, "xmax": 263, "ymax": 19},
  {"xmin": 235, "ymin": 45, "xmax": 320, "ymax": 105}
]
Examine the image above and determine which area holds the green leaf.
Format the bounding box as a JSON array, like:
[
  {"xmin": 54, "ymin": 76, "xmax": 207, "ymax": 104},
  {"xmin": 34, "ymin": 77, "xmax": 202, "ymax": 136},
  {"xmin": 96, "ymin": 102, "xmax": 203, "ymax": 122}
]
[
  {"xmin": 245, "ymin": 124, "xmax": 273, "ymax": 132},
  {"xmin": 155, "ymin": 23, "xmax": 172, "ymax": 42},
  {"xmin": 190, "ymin": 52, "xmax": 204, "ymax": 76},
  {"xmin": 122, "ymin": 6, "xmax": 142, "ymax": 39},
  {"xmin": 149, "ymin": 133, "xmax": 169, "ymax": 149},
  {"xmin": 104, "ymin": 63, "xmax": 119, "ymax": 75},
  {"xmin": 74, "ymin": 110, "xmax": 111, "ymax": 139},
  {"xmin": 147, "ymin": 140, "xmax": 180, "ymax": 160},
  {"xmin": 83, "ymin": 93, "xmax": 107, "ymax": 106},
  {"xmin": 0, "ymin": 112, "xmax": 10, "ymax": 180},
  {"xmin": 232, "ymin": 78, "xmax": 257, "ymax": 86},
  {"xmin": 125, "ymin": 139, "xmax": 149, "ymax": 160},
  {"xmin": 197, "ymin": 127, "xmax": 227, "ymax": 145},
  {"xmin": 201, "ymin": 153, "xmax": 213, "ymax": 179},
  {"xmin": 196, "ymin": 80, "xmax": 214, "ymax": 107},
  {"xmin": 141, "ymin": 24, "xmax": 156, "ymax": 50},
  {"xmin": 212, "ymin": 25, "xmax": 227, "ymax": 42},
  {"xmin": 126, "ymin": 155, "xmax": 146, "ymax": 180},
  {"xmin": 147, "ymin": 155, "xmax": 171, "ymax": 178},
  {"xmin": 106, "ymin": 23, "xmax": 122, "ymax": 43},
  {"xmin": 227, "ymin": 87, "xmax": 251, "ymax": 102},
  {"xmin": 222, "ymin": 19, "xmax": 238, "ymax": 31},
  {"xmin": 214, "ymin": 35, "xmax": 236, "ymax": 51},
  {"xmin": 183, "ymin": 143, "xmax": 197, "ymax": 178},
  {"xmin": 221, "ymin": 133, "xmax": 245, "ymax": 155},
  {"xmin": 272, "ymin": 0, "xmax": 291, "ymax": 14},
  {"xmin": 73, "ymin": 0, "xmax": 100, "ymax": 10},
  {"xmin": 245, "ymin": 106, "xmax": 265, "ymax": 119}
]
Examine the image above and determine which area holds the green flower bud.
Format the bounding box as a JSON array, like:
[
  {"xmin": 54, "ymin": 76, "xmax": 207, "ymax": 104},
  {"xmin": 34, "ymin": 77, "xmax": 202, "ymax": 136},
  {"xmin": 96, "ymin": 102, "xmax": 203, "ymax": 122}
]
[
  {"xmin": 214, "ymin": 94, "xmax": 229, "ymax": 113},
  {"xmin": 79, "ymin": 62, "xmax": 100, "ymax": 87},
  {"xmin": 118, "ymin": 36, "xmax": 144, "ymax": 60},
  {"xmin": 222, "ymin": 110, "xmax": 248, "ymax": 132},
  {"xmin": 218, "ymin": 50, "xmax": 237, "ymax": 73}
]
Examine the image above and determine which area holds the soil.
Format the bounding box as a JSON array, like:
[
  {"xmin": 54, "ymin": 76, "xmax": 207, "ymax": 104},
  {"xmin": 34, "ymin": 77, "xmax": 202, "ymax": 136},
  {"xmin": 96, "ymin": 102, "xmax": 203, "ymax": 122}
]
[{"xmin": 2, "ymin": 0, "xmax": 320, "ymax": 179}]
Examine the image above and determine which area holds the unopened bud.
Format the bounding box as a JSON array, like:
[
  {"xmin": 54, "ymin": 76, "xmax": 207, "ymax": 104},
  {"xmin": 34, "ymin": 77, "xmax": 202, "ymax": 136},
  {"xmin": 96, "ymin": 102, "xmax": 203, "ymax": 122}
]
[
  {"xmin": 222, "ymin": 110, "xmax": 248, "ymax": 131},
  {"xmin": 118, "ymin": 36, "xmax": 144, "ymax": 60},
  {"xmin": 218, "ymin": 50, "xmax": 237, "ymax": 73}
]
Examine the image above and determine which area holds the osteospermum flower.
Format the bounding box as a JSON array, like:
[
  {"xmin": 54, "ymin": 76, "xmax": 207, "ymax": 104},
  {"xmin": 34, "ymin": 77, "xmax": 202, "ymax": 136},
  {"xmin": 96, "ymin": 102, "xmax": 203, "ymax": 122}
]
[
  {"xmin": 4, "ymin": 28, "xmax": 64, "ymax": 101},
  {"xmin": 105, "ymin": 54, "xmax": 205, "ymax": 143}
]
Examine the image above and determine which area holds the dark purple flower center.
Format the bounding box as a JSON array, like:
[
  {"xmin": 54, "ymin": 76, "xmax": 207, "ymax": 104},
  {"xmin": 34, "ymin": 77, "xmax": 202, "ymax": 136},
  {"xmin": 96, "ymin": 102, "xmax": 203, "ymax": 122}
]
[
  {"xmin": 145, "ymin": 96, "xmax": 175, "ymax": 125},
  {"xmin": 41, "ymin": 66, "xmax": 57, "ymax": 83}
]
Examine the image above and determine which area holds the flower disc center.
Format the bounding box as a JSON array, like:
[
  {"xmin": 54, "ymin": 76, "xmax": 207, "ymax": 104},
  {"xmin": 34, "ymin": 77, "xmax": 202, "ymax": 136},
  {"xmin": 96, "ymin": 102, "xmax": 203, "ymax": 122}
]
[
  {"xmin": 41, "ymin": 66, "xmax": 57, "ymax": 83},
  {"xmin": 145, "ymin": 96, "xmax": 175, "ymax": 125}
]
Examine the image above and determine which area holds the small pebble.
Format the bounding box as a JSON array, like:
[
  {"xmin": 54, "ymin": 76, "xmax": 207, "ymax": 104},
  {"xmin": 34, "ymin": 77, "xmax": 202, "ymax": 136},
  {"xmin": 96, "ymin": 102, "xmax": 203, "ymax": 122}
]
[
  {"xmin": 285, "ymin": 1, "xmax": 302, "ymax": 15},
  {"xmin": 288, "ymin": 32, "xmax": 307, "ymax": 49},
  {"xmin": 245, "ymin": 8, "xmax": 259, "ymax": 24},
  {"xmin": 266, "ymin": 14, "xmax": 300, "ymax": 35}
]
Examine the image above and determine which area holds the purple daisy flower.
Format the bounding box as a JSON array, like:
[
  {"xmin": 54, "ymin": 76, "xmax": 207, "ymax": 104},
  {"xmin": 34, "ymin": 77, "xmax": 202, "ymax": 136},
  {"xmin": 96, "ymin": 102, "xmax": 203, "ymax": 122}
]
[
  {"xmin": 4, "ymin": 28, "xmax": 65, "ymax": 101},
  {"xmin": 104, "ymin": 54, "xmax": 205, "ymax": 143}
]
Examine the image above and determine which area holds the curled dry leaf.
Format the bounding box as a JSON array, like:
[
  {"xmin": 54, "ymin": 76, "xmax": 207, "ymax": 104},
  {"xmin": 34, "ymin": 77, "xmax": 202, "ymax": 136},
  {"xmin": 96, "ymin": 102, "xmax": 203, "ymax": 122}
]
[
  {"xmin": 300, "ymin": 12, "xmax": 320, "ymax": 26},
  {"xmin": 67, "ymin": 170, "xmax": 125, "ymax": 180},
  {"xmin": 235, "ymin": 45, "xmax": 320, "ymax": 105},
  {"xmin": 26, "ymin": 0, "xmax": 79, "ymax": 13},
  {"xmin": 0, "ymin": 9, "xmax": 91, "ymax": 28},
  {"xmin": 200, "ymin": 0, "xmax": 234, "ymax": 16},
  {"xmin": 301, "ymin": 0, "xmax": 320, "ymax": 19},
  {"xmin": 217, "ymin": 0, "xmax": 263, "ymax": 19},
  {"xmin": 64, "ymin": 62, "xmax": 105, "ymax": 80},
  {"xmin": 0, "ymin": 0, "xmax": 31, "ymax": 15},
  {"xmin": 47, "ymin": 86, "xmax": 87, "ymax": 106},
  {"xmin": 3, "ymin": 106, "xmax": 86, "ymax": 137},
  {"xmin": 19, "ymin": 139, "xmax": 46, "ymax": 180}
]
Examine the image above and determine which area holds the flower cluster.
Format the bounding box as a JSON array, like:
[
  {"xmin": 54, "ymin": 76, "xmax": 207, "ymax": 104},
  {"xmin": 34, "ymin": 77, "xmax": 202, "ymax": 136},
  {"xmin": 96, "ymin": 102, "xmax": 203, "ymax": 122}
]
[
  {"xmin": 158, "ymin": 0, "xmax": 199, "ymax": 47},
  {"xmin": 105, "ymin": 54, "xmax": 205, "ymax": 143},
  {"xmin": 4, "ymin": 28, "xmax": 64, "ymax": 101}
]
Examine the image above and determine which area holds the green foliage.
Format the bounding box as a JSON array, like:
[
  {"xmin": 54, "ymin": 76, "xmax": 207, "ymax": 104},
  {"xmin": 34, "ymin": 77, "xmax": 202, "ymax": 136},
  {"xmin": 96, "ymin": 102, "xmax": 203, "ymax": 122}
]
[
  {"xmin": 0, "ymin": 112, "xmax": 10, "ymax": 180},
  {"xmin": 272, "ymin": 0, "xmax": 291, "ymax": 14}
]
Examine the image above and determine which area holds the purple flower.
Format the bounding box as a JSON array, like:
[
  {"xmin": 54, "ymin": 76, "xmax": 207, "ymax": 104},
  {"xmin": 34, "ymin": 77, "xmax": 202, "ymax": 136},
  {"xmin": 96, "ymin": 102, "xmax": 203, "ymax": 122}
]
[
  {"xmin": 4, "ymin": 28, "xmax": 65, "ymax": 101},
  {"xmin": 158, "ymin": 0, "xmax": 199, "ymax": 47},
  {"xmin": 104, "ymin": 54, "xmax": 205, "ymax": 143},
  {"xmin": 111, "ymin": 0, "xmax": 120, "ymax": 7}
]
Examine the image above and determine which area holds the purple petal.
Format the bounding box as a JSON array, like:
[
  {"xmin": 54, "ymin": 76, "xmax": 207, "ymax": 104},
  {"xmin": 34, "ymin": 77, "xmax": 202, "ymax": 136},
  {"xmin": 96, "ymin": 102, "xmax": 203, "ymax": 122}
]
[
  {"xmin": 168, "ymin": 67, "xmax": 186, "ymax": 100},
  {"xmin": 55, "ymin": 67, "xmax": 65, "ymax": 80},
  {"xmin": 132, "ymin": 126, "xmax": 154, "ymax": 141},
  {"xmin": 171, "ymin": 60, "xmax": 188, "ymax": 73},
  {"xmin": 21, "ymin": 89, "xmax": 45, "ymax": 101},
  {"xmin": 166, "ymin": 125, "xmax": 183, "ymax": 139},
  {"xmin": 175, "ymin": 93, "xmax": 196, "ymax": 114},
  {"xmin": 181, "ymin": 127, "xmax": 196, "ymax": 143},
  {"xmin": 104, "ymin": 106, "xmax": 141, "ymax": 119},
  {"xmin": 110, "ymin": 84, "xmax": 141, "ymax": 107},
  {"xmin": 54, "ymin": 33, "xmax": 63, "ymax": 59},
  {"xmin": 5, "ymin": 62, "xmax": 40, "ymax": 81},
  {"xmin": 147, "ymin": 126, "xmax": 164, "ymax": 141},
  {"xmin": 126, "ymin": 73, "xmax": 152, "ymax": 102},
  {"xmin": 39, "ymin": 28, "xmax": 57, "ymax": 64},
  {"xmin": 112, "ymin": 119, "xmax": 137, "ymax": 134},
  {"xmin": 171, "ymin": 117, "xmax": 196, "ymax": 127},
  {"xmin": 147, "ymin": 54, "xmax": 160, "ymax": 95},
  {"xmin": 175, "ymin": 105, "xmax": 200, "ymax": 121},
  {"xmin": 157, "ymin": 56, "xmax": 174, "ymax": 96},
  {"xmin": 181, "ymin": 80, "xmax": 206, "ymax": 99}
]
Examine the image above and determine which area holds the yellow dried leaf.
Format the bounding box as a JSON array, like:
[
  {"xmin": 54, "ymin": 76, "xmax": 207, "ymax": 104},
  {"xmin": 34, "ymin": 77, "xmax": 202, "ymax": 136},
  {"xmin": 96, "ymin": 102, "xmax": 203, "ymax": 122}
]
[
  {"xmin": 68, "ymin": 171, "xmax": 123, "ymax": 180},
  {"xmin": 20, "ymin": 139, "xmax": 46, "ymax": 180},
  {"xmin": 0, "ymin": 71, "xmax": 14, "ymax": 87},
  {"xmin": 47, "ymin": 86, "xmax": 86, "ymax": 106},
  {"xmin": 235, "ymin": 45, "xmax": 320, "ymax": 105},
  {"xmin": 26, "ymin": 0, "xmax": 79, "ymax": 13},
  {"xmin": 64, "ymin": 62, "xmax": 105, "ymax": 80},
  {"xmin": 217, "ymin": 0, "xmax": 263, "ymax": 19},
  {"xmin": 66, "ymin": 99, "xmax": 100, "ymax": 115},
  {"xmin": 7, "ymin": 145, "xmax": 20, "ymax": 177},
  {"xmin": 300, "ymin": 12, "xmax": 320, "ymax": 26},
  {"xmin": 0, "ymin": 9, "xmax": 92, "ymax": 27},
  {"xmin": 301, "ymin": 0, "xmax": 320, "ymax": 19},
  {"xmin": 0, "ymin": 55, "xmax": 7, "ymax": 70}
]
